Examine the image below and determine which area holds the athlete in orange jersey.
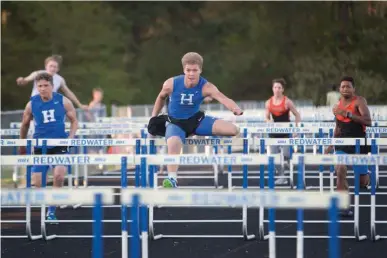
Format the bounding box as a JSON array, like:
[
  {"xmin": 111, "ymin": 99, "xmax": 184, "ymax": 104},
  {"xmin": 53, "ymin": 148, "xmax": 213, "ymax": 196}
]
[
  {"xmin": 326, "ymin": 76, "xmax": 371, "ymax": 216},
  {"xmin": 265, "ymin": 78, "xmax": 301, "ymax": 185}
]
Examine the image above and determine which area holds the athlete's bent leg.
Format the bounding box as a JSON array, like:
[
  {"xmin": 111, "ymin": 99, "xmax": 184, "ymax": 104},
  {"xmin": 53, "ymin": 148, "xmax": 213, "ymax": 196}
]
[
  {"xmin": 45, "ymin": 165, "xmax": 66, "ymax": 219},
  {"xmin": 212, "ymin": 119, "xmax": 240, "ymax": 136},
  {"xmin": 335, "ymin": 164, "xmax": 348, "ymax": 191},
  {"xmin": 335, "ymin": 151, "xmax": 353, "ymax": 216},
  {"xmin": 163, "ymin": 123, "xmax": 185, "ymax": 188},
  {"xmin": 31, "ymin": 166, "xmax": 49, "ymax": 187},
  {"xmin": 53, "ymin": 165, "xmax": 66, "ymax": 187},
  {"xmin": 195, "ymin": 116, "xmax": 240, "ymax": 137},
  {"xmin": 271, "ymin": 145, "xmax": 289, "ymax": 185}
]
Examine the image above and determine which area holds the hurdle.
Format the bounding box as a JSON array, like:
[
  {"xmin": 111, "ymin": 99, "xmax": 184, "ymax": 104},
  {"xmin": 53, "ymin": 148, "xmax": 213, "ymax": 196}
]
[
  {"xmin": 145, "ymin": 137, "xmax": 246, "ymax": 189},
  {"xmin": 0, "ymin": 187, "xmax": 114, "ymax": 242},
  {"xmin": 140, "ymin": 153, "xmax": 281, "ymax": 240},
  {"xmin": 243, "ymin": 126, "xmax": 387, "ymax": 184},
  {"xmin": 368, "ymin": 141, "xmax": 387, "ymax": 241},
  {"xmin": 1, "ymin": 185, "xmax": 348, "ymax": 258},
  {"xmin": 122, "ymin": 187, "xmax": 349, "ymax": 258},
  {"xmin": 367, "ymin": 138, "xmax": 387, "ymax": 189},
  {"xmin": 1, "ymin": 128, "xmax": 142, "ymax": 187},
  {"xmin": 0, "ymin": 188, "xmax": 114, "ymax": 258},
  {"xmin": 0, "ymin": 152, "xmax": 127, "ymax": 240},
  {"xmin": 1, "ymin": 152, "xmax": 279, "ymax": 241},
  {"xmin": 285, "ymin": 137, "xmax": 366, "ymax": 191},
  {"xmin": 276, "ymin": 154, "xmax": 387, "ymax": 242}
]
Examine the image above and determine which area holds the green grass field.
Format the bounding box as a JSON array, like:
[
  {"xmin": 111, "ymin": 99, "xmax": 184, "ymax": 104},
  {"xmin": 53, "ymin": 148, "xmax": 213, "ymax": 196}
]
[{"xmin": 1, "ymin": 166, "xmax": 16, "ymax": 187}]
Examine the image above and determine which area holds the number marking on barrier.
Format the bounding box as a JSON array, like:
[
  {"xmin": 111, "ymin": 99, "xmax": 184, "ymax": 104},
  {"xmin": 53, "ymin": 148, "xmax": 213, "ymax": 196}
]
[
  {"xmin": 1, "ymin": 154, "xmax": 280, "ymax": 166},
  {"xmin": 121, "ymin": 189, "xmax": 350, "ymax": 209},
  {"xmin": 147, "ymin": 138, "xmax": 244, "ymax": 146},
  {"xmin": 0, "ymin": 139, "xmax": 31, "ymax": 146},
  {"xmin": 264, "ymin": 138, "xmax": 365, "ymax": 146},
  {"xmin": 0, "ymin": 154, "xmax": 131, "ymax": 166},
  {"xmin": 37, "ymin": 138, "xmax": 141, "ymax": 146},
  {"xmin": 0, "ymin": 189, "xmax": 114, "ymax": 206},
  {"xmin": 292, "ymin": 154, "xmax": 387, "ymax": 165},
  {"xmin": 142, "ymin": 154, "xmax": 281, "ymax": 165}
]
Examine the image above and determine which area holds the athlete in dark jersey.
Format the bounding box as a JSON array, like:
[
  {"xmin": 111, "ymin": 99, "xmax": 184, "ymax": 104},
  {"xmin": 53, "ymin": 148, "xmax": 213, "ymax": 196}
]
[
  {"xmin": 265, "ymin": 78, "xmax": 301, "ymax": 185},
  {"xmin": 150, "ymin": 52, "xmax": 243, "ymax": 188},
  {"xmin": 326, "ymin": 76, "xmax": 371, "ymax": 216},
  {"xmin": 20, "ymin": 72, "xmax": 78, "ymax": 222}
]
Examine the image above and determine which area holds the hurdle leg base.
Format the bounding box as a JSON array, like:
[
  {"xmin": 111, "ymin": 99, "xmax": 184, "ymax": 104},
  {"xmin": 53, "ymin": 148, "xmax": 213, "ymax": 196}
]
[
  {"xmin": 153, "ymin": 234, "xmax": 163, "ymax": 240},
  {"xmin": 357, "ymin": 235, "xmax": 368, "ymax": 241},
  {"xmin": 28, "ymin": 235, "xmax": 43, "ymax": 241},
  {"xmin": 44, "ymin": 234, "xmax": 57, "ymax": 241},
  {"xmin": 374, "ymin": 235, "xmax": 383, "ymax": 241},
  {"xmin": 244, "ymin": 234, "xmax": 256, "ymax": 240},
  {"xmin": 73, "ymin": 203, "xmax": 82, "ymax": 209}
]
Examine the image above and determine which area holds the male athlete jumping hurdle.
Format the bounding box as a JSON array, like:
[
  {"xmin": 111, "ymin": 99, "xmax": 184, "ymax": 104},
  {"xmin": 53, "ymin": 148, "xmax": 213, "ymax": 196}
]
[{"xmin": 149, "ymin": 52, "xmax": 243, "ymax": 188}]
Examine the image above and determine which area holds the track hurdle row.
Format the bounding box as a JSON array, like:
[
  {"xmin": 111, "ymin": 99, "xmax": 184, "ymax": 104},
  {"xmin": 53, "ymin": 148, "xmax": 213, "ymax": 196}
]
[
  {"xmin": 8, "ymin": 121, "xmax": 387, "ymax": 129},
  {"xmin": 0, "ymin": 154, "xmax": 281, "ymax": 240},
  {"xmin": 1, "ymin": 153, "xmax": 387, "ymax": 243},
  {"xmin": 2, "ymin": 136, "xmax": 387, "ymax": 190},
  {"xmin": 2, "ymin": 137, "xmax": 387, "ymax": 190},
  {"xmin": 1, "ymin": 187, "xmax": 348, "ymax": 258},
  {"xmin": 3, "ymin": 126, "xmax": 387, "ymax": 137}
]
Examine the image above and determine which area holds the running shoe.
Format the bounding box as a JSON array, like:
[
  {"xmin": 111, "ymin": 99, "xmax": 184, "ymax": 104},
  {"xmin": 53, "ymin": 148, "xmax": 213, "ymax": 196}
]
[{"xmin": 162, "ymin": 178, "xmax": 178, "ymax": 188}]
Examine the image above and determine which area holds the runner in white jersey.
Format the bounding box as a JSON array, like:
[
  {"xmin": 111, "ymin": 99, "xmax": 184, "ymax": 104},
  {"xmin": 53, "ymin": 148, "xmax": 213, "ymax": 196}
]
[{"xmin": 16, "ymin": 55, "xmax": 88, "ymax": 110}]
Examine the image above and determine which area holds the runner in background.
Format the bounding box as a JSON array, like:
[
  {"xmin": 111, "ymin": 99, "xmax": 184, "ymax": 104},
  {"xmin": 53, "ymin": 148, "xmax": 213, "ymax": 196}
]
[{"xmin": 265, "ymin": 78, "xmax": 301, "ymax": 185}]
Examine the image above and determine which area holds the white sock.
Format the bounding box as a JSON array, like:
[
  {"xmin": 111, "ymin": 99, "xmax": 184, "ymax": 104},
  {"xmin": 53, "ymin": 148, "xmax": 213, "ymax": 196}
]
[{"xmin": 168, "ymin": 172, "xmax": 177, "ymax": 180}]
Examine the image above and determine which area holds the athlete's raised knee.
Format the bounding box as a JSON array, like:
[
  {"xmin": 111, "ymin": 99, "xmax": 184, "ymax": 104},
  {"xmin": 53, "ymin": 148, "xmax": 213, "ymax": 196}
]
[
  {"xmin": 167, "ymin": 136, "xmax": 183, "ymax": 154},
  {"xmin": 231, "ymin": 125, "xmax": 240, "ymax": 137}
]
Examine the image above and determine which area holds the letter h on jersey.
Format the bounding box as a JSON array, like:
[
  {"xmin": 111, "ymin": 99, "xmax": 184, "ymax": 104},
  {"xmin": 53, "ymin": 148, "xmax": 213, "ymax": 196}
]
[
  {"xmin": 180, "ymin": 94, "xmax": 194, "ymax": 105},
  {"xmin": 42, "ymin": 109, "xmax": 56, "ymax": 123}
]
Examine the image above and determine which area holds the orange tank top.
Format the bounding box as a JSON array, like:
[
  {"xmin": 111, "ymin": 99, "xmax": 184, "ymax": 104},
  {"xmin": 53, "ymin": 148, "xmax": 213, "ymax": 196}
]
[
  {"xmin": 268, "ymin": 96, "xmax": 290, "ymax": 122},
  {"xmin": 335, "ymin": 96, "xmax": 366, "ymax": 134}
]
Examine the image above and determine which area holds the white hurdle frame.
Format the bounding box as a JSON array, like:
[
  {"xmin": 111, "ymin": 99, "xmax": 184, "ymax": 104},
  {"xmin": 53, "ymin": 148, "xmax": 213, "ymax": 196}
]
[
  {"xmin": 290, "ymin": 154, "xmax": 387, "ymax": 241},
  {"xmin": 0, "ymin": 152, "xmax": 280, "ymax": 242},
  {"xmin": 0, "ymin": 153, "xmax": 127, "ymax": 240},
  {"xmin": 122, "ymin": 188, "xmax": 349, "ymax": 258},
  {"xmin": 1, "ymin": 186, "xmax": 350, "ymax": 258},
  {"xmin": 140, "ymin": 153, "xmax": 281, "ymax": 240}
]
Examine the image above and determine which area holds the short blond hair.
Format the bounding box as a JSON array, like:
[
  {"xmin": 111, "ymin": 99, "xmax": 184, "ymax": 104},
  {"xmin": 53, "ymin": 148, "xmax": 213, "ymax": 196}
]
[{"xmin": 181, "ymin": 52, "xmax": 203, "ymax": 69}]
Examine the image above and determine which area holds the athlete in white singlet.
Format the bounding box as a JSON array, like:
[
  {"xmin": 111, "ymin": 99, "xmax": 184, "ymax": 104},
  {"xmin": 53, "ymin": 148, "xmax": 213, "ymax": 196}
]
[{"xmin": 16, "ymin": 55, "xmax": 88, "ymax": 110}]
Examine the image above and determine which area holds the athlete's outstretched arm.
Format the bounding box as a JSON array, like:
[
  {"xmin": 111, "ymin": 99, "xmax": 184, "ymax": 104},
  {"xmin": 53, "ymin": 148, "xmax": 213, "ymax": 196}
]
[
  {"xmin": 20, "ymin": 102, "xmax": 33, "ymax": 139},
  {"xmin": 286, "ymin": 99, "xmax": 301, "ymax": 125},
  {"xmin": 16, "ymin": 71, "xmax": 39, "ymax": 86},
  {"xmin": 64, "ymin": 97, "xmax": 79, "ymax": 138},
  {"xmin": 60, "ymin": 79, "xmax": 88, "ymax": 110},
  {"xmin": 19, "ymin": 102, "xmax": 33, "ymax": 154},
  {"xmin": 203, "ymin": 83, "xmax": 243, "ymax": 115},
  {"xmin": 151, "ymin": 78, "xmax": 173, "ymax": 117},
  {"xmin": 352, "ymin": 97, "xmax": 372, "ymax": 126}
]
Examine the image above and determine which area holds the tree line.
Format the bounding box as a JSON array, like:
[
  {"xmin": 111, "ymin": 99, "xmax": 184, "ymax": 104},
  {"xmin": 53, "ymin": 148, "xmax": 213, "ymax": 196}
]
[{"xmin": 1, "ymin": 1, "xmax": 386, "ymax": 111}]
